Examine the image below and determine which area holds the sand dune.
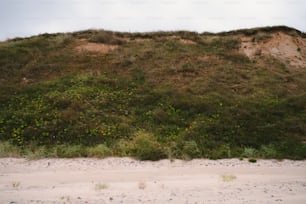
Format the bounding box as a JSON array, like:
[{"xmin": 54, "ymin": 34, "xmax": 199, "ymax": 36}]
[{"xmin": 1, "ymin": 158, "xmax": 306, "ymax": 204}]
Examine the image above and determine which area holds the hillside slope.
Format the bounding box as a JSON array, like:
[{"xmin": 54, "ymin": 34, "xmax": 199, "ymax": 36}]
[{"xmin": 0, "ymin": 26, "xmax": 305, "ymax": 159}]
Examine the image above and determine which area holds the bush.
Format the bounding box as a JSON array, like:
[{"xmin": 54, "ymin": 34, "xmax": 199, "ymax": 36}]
[
  {"xmin": 0, "ymin": 141, "xmax": 21, "ymax": 157},
  {"xmin": 248, "ymin": 158, "xmax": 257, "ymax": 163},
  {"xmin": 113, "ymin": 139, "xmax": 133, "ymax": 157},
  {"xmin": 252, "ymin": 33, "xmax": 272, "ymax": 42},
  {"xmin": 130, "ymin": 131, "xmax": 167, "ymax": 161},
  {"xmin": 181, "ymin": 140, "xmax": 201, "ymax": 160},
  {"xmin": 55, "ymin": 145, "xmax": 87, "ymax": 158},
  {"xmin": 210, "ymin": 144, "xmax": 232, "ymax": 159},
  {"xmin": 259, "ymin": 145, "xmax": 278, "ymax": 158},
  {"xmin": 276, "ymin": 139, "xmax": 306, "ymax": 160},
  {"xmin": 87, "ymin": 144, "xmax": 112, "ymax": 158},
  {"xmin": 242, "ymin": 147, "xmax": 258, "ymax": 158},
  {"xmin": 89, "ymin": 31, "xmax": 123, "ymax": 45},
  {"xmin": 24, "ymin": 145, "xmax": 54, "ymax": 159}
]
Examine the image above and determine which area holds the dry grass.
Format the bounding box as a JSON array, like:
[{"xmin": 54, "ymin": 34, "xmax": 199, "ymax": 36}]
[
  {"xmin": 221, "ymin": 175, "xmax": 237, "ymax": 182},
  {"xmin": 138, "ymin": 180, "xmax": 146, "ymax": 190},
  {"xmin": 12, "ymin": 181, "xmax": 21, "ymax": 189},
  {"xmin": 95, "ymin": 183, "xmax": 108, "ymax": 190},
  {"xmin": 76, "ymin": 41, "xmax": 118, "ymax": 54}
]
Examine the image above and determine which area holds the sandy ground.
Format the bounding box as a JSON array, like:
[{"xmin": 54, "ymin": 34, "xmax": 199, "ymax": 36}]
[
  {"xmin": 0, "ymin": 158, "xmax": 306, "ymax": 204},
  {"xmin": 239, "ymin": 32, "xmax": 306, "ymax": 68}
]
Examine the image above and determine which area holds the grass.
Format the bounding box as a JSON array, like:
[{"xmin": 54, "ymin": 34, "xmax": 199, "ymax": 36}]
[
  {"xmin": 95, "ymin": 183, "xmax": 108, "ymax": 190},
  {"xmin": 221, "ymin": 175, "xmax": 237, "ymax": 182},
  {"xmin": 60, "ymin": 195, "xmax": 71, "ymax": 202},
  {"xmin": 89, "ymin": 30, "xmax": 124, "ymax": 45},
  {"xmin": 0, "ymin": 26, "xmax": 305, "ymax": 160},
  {"xmin": 252, "ymin": 33, "xmax": 272, "ymax": 42}
]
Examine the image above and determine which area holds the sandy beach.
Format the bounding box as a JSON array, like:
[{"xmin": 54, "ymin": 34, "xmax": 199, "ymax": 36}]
[{"xmin": 0, "ymin": 158, "xmax": 306, "ymax": 204}]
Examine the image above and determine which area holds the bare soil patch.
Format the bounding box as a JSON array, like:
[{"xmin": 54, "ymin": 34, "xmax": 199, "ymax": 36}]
[
  {"xmin": 240, "ymin": 32, "xmax": 306, "ymax": 68},
  {"xmin": 76, "ymin": 39, "xmax": 118, "ymax": 54}
]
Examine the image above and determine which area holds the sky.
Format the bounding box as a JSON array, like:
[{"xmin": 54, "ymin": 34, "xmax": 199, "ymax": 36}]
[{"xmin": 0, "ymin": 0, "xmax": 305, "ymax": 41}]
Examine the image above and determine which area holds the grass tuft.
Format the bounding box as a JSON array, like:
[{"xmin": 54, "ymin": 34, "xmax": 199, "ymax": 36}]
[
  {"xmin": 221, "ymin": 175, "xmax": 237, "ymax": 182},
  {"xmin": 95, "ymin": 183, "xmax": 108, "ymax": 190}
]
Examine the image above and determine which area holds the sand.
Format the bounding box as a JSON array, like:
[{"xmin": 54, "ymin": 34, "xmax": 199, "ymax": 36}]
[
  {"xmin": 1, "ymin": 158, "xmax": 306, "ymax": 204},
  {"xmin": 239, "ymin": 32, "xmax": 306, "ymax": 68}
]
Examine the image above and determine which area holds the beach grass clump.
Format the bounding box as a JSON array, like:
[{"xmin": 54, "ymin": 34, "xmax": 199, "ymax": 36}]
[
  {"xmin": 87, "ymin": 144, "xmax": 112, "ymax": 158},
  {"xmin": 95, "ymin": 183, "xmax": 108, "ymax": 190},
  {"xmin": 221, "ymin": 175, "xmax": 237, "ymax": 182}
]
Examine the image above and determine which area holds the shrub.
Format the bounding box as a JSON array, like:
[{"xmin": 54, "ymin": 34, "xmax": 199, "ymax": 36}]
[
  {"xmin": 252, "ymin": 33, "xmax": 272, "ymax": 42},
  {"xmin": 89, "ymin": 31, "xmax": 123, "ymax": 45},
  {"xmin": 259, "ymin": 145, "xmax": 278, "ymax": 158},
  {"xmin": 276, "ymin": 139, "xmax": 306, "ymax": 160},
  {"xmin": 130, "ymin": 131, "xmax": 167, "ymax": 161},
  {"xmin": 55, "ymin": 145, "xmax": 87, "ymax": 158},
  {"xmin": 248, "ymin": 158, "xmax": 257, "ymax": 163},
  {"xmin": 180, "ymin": 63, "xmax": 197, "ymax": 73},
  {"xmin": 113, "ymin": 139, "xmax": 133, "ymax": 157},
  {"xmin": 210, "ymin": 144, "xmax": 232, "ymax": 159},
  {"xmin": 242, "ymin": 147, "xmax": 258, "ymax": 158},
  {"xmin": 87, "ymin": 144, "xmax": 112, "ymax": 158},
  {"xmin": 24, "ymin": 145, "xmax": 49, "ymax": 159},
  {"xmin": 0, "ymin": 141, "xmax": 21, "ymax": 157},
  {"xmin": 181, "ymin": 140, "xmax": 201, "ymax": 160}
]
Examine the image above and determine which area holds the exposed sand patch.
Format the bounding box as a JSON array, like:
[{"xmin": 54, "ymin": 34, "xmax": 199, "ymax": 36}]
[
  {"xmin": 163, "ymin": 35, "xmax": 196, "ymax": 44},
  {"xmin": 76, "ymin": 40, "xmax": 118, "ymax": 54},
  {"xmin": 178, "ymin": 38, "xmax": 196, "ymax": 45},
  {"xmin": 132, "ymin": 38, "xmax": 150, "ymax": 43},
  {"xmin": 240, "ymin": 32, "xmax": 306, "ymax": 67},
  {"xmin": 1, "ymin": 158, "xmax": 306, "ymax": 204}
]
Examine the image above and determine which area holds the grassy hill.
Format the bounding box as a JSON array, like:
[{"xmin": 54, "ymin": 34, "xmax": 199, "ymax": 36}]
[{"xmin": 0, "ymin": 26, "xmax": 305, "ymax": 160}]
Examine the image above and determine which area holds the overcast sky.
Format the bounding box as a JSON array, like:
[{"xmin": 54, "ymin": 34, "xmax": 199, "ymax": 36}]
[{"xmin": 0, "ymin": 0, "xmax": 305, "ymax": 41}]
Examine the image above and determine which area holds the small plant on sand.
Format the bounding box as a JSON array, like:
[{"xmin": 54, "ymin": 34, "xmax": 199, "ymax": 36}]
[
  {"xmin": 221, "ymin": 175, "xmax": 237, "ymax": 182},
  {"xmin": 242, "ymin": 147, "xmax": 258, "ymax": 158},
  {"xmin": 248, "ymin": 158, "xmax": 257, "ymax": 163},
  {"xmin": 60, "ymin": 195, "xmax": 71, "ymax": 202},
  {"xmin": 12, "ymin": 181, "xmax": 21, "ymax": 189},
  {"xmin": 138, "ymin": 180, "xmax": 146, "ymax": 190},
  {"xmin": 95, "ymin": 183, "xmax": 108, "ymax": 190}
]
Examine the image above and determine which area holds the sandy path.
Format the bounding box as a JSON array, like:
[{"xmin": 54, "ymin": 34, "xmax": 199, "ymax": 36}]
[{"xmin": 0, "ymin": 158, "xmax": 306, "ymax": 204}]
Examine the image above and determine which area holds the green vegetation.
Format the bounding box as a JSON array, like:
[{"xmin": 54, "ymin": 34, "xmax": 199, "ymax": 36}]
[
  {"xmin": 221, "ymin": 175, "xmax": 237, "ymax": 182},
  {"xmin": 95, "ymin": 183, "xmax": 108, "ymax": 190},
  {"xmin": 88, "ymin": 30, "xmax": 125, "ymax": 45},
  {"xmin": 248, "ymin": 158, "xmax": 257, "ymax": 163},
  {"xmin": 0, "ymin": 27, "xmax": 305, "ymax": 160}
]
